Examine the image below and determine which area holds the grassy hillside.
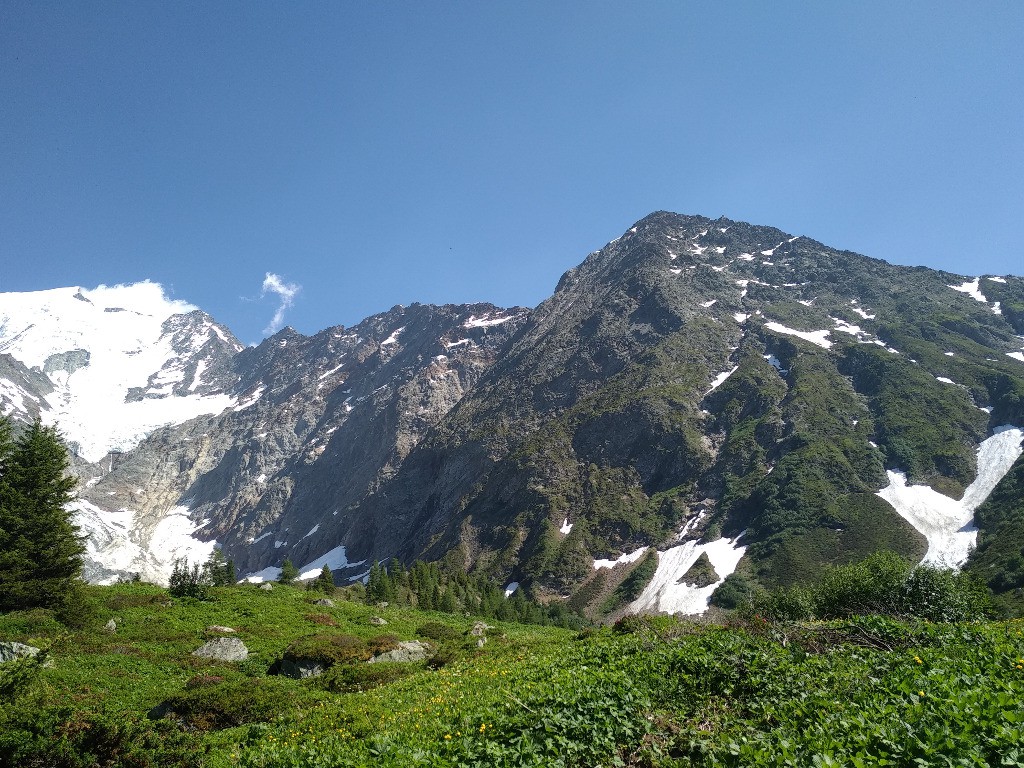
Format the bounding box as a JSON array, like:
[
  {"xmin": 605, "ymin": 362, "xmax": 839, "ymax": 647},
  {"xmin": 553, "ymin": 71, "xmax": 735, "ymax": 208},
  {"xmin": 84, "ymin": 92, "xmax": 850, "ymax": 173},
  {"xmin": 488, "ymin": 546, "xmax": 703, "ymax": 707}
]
[{"xmin": 2, "ymin": 582, "xmax": 1024, "ymax": 766}]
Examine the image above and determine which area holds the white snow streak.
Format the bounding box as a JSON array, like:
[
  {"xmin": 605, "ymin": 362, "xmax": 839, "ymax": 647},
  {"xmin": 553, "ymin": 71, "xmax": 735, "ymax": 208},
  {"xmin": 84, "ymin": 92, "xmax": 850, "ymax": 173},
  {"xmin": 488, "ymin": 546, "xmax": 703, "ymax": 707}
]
[
  {"xmin": 764, "ymin": 322, "xmax": 833, "ymax": 349},
  {"xmin": 949, "ymin": 278, "xmax": 987, "ymax": 304},
  {"xmin": 560, "ymin": 518, "xmax": 573, "ymax": 535},
  {"xmin": 704, "ymin": 366, "xmax": 738, "ymax": 396},
  {"xmin": 876, "ymin": 426, "xmax": 1024, "ymax": 568},
  {"xmin": 628, "ymin": 536, "xmax": 747, "ymax": 615},
  {"xmin": 593, "ymin": 547, "xmax": 648, "ymax": 570}
]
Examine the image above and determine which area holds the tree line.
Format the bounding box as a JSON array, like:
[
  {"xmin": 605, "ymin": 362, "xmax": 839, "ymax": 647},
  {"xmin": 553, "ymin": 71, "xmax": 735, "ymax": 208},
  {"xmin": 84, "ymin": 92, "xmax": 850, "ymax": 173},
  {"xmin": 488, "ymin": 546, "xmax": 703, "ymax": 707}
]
[{"xmin": 364, "ymin": 557, "xmax": 587, "ymax": 628}]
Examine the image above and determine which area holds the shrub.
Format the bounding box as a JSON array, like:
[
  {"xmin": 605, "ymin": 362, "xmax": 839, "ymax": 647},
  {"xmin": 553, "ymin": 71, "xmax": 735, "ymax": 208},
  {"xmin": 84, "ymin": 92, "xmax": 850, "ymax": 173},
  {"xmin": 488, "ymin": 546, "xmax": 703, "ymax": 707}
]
[
  {"xmin": 153, "ymin": 678, "xmax": 301, "ymax": 731},
  {"xmin": 365, "ymin": 634, "xmax": 400, "ymax": 656},
  {"xmin": 710, "ymin": 572, "xmax": 756, "ymax": 609},
  {"xmin": 316, "ymin": 662, "xmax": 414, "ymax": 693},
  {"xmin": 282, "ymin": 634, "xmax": 372, "ymax": 666},
  {"xmin": 0, "ymin": 706, "xmax": 202, "ymax": 767},
  {"xmin": 415, "ymin": 622, "xmax": 461, "ymax": 641}
]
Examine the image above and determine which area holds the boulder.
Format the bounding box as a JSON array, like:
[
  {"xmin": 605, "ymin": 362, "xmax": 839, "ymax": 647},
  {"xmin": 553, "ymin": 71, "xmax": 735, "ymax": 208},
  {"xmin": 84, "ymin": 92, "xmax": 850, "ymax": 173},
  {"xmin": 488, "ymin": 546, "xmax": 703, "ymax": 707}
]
[
  {"xmin": 259, "ymin": 583, "xmax": 273, "ymax": 591},
  {"xmin": 192, "ymin": 637, "xmax": 248, "ymax": 662},
  {"xmin": 313, "ymin": 598, "xmax": 335, "ymax": 607},
  {"xmin": 368, "ymin": 640, "xmax": 431, "ymax": 664},
  {"xmin": 469, "ymin": 621, "xmax": 492, "ymax": 637},
  {"xmin": 0, "ymin": 641, "xmax": 41, "ymax": 664},
  {"xmin": 269, "ymin": 658, "xmax": 325, "ymax": 679},
  {"xmin": 104, "ymin": 619, "xmax": 117, "ymax": 633},
  {"xmin": 369, "ymin": 616, "xmax": 388, "ymax": 626}
]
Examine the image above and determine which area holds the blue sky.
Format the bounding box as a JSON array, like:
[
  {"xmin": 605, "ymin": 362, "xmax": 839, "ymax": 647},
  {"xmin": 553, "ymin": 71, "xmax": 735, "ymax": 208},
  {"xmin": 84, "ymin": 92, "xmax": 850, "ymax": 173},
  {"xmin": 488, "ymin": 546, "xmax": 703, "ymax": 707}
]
[{"xmin": 2, "ymin": 2, "xmax": 1022, "ymax": 343}]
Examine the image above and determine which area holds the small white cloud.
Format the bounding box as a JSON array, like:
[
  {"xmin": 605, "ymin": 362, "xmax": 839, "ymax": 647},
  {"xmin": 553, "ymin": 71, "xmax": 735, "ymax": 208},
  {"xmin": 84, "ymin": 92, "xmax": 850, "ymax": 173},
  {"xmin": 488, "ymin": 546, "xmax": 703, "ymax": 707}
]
[{"xmin": 261, "ymin": 273, "xmax": 301, "ymax": 335}]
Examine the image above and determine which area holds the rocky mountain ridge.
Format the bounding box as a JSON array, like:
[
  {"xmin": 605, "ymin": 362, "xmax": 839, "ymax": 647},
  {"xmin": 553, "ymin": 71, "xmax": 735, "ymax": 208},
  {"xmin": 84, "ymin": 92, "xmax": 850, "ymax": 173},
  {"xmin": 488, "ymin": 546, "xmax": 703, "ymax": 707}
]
[{"xmin": 3, "ymin": 212, "xmax": 1023, "ymax": 615}]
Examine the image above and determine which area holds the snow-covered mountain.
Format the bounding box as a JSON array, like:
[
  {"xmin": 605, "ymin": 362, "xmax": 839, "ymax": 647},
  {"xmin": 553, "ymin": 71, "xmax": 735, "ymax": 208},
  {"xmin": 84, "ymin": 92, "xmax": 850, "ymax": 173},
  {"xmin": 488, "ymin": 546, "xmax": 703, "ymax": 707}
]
[
  {"xmin": 3, "ymin": 213, "xmax": 1024, "ymax": 617},
  {"xmin": 0, "ymin": 282, "xmax": 243, "ymax": 462}
]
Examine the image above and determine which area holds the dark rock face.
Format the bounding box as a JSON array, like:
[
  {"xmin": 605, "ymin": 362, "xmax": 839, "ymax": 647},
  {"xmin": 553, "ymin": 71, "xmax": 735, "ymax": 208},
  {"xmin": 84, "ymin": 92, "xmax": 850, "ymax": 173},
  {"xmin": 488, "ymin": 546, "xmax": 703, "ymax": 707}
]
[{"xmin": 3, "ymin": 211, "xmax": 1024, "ymax": 611}]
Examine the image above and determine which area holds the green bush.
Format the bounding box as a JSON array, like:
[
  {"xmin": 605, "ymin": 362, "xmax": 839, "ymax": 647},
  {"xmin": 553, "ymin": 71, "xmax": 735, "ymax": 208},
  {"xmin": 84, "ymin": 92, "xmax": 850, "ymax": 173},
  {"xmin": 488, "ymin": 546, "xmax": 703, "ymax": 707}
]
[
  {"xmin": 415, "ymin": 622, "xmax": 461, "ymax": 641},
  {"xmin": 0, "ymin": 706, "xmax": 202, "ymax": 768},
  {"xmin": 316, "ymin": 662, "xmax": 414, "ymax": 693},
  {"xmin": 153, "ymin": 678, "xmax": 301, "ymax": 731},
  {"xmin": 751, "ymin": 551, "xmax": 994, "ymax": 622},
  {"xmin": 283, "ymin": 633, "xmax": 372, "ymax": 666}
]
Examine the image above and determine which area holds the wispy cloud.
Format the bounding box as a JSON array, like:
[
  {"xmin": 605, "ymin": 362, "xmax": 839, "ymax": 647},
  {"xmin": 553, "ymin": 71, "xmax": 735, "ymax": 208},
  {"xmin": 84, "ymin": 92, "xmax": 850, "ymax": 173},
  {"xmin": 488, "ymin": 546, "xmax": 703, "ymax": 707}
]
[{"xmin": 261, "ymin": 272, "xmax": 301, "ymax": 335}]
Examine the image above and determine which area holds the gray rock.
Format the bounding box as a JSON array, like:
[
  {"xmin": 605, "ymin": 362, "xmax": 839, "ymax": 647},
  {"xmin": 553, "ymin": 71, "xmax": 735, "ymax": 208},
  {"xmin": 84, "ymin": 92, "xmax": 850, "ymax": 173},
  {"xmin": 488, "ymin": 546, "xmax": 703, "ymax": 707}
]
[
  {"xmin": 192, "ymin": 637, "xmax": 248, "ymax": 662},
  {"xmin": 270, "ymin": 658, "xmax": 325, "ymax": 679},
  {"xmin": 0, "ymin": 641, "xmax": 41, "ymax": 664},
  {"xmin": 104, "ymin": 619, "xmax": 117, "ymax": 633},
  {"xmin": 259, "ymin": 583, "xmax": 273, "ymax": 591},
  {"xmin": 368, "ymin": 640, "xmax": 431, "ymax": 664},
  {"xmin": 369, "ymin": 616, "xmax": 388, "ymax": 626},
  {"xmin": 470, "ymin": 621, "xmax": 492, "ymax": 637},
  {"xmin": 313, "ymin": 598, "xmax": 335, "ymax": 607}
]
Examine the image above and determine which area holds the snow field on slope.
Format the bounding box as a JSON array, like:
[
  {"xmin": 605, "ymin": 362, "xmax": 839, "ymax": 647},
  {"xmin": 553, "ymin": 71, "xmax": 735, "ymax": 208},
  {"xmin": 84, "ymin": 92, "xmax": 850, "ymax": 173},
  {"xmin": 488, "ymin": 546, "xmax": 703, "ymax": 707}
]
[
  {"xmin": 73, "ymin": 500, "xmax": 218, "ymax": 585},
  {"xmin": 628, "ymin": 536, "xmax": 747, "ymax": 616},
  {"xmin": 0, "ymin": 283, "xmax": 239, "ymax": 462},
  {"xmin": 242, "ymin": 544, "xmax": 365, "ymax": 583},
  {"xmin": 876, "ymin": 426, "xmax": 1024, "ymax": 568}
]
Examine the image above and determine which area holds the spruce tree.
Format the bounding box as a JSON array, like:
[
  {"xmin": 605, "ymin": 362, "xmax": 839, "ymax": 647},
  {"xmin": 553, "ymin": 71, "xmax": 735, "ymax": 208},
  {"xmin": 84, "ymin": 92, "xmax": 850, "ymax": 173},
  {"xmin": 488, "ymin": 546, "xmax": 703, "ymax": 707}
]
[
  {"xmin": 278, "ymin": 558, "xmax": 299, "ymax": 584},
  {"xmin": 314, "ymin": 564, "xmax": 335, "ymax": 593},
  {"xmin": 0, "ymin": 418, "xmax": 84, "ymax": 613}
]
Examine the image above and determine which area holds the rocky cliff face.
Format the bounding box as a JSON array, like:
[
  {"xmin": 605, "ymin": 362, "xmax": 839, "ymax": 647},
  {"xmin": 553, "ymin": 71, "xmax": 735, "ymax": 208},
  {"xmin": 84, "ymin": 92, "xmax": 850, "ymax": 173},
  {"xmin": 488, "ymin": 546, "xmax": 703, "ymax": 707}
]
[{"xmin": 2, "ymin": 214, "xmax": 1023, "ymax": 614}]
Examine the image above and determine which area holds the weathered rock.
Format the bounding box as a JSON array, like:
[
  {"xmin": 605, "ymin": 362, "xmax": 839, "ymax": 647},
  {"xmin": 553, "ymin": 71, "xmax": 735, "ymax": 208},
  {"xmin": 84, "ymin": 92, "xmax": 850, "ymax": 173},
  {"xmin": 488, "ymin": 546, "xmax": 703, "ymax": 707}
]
[
  {"xmin": 469, "ymin": 621, "xmax": 492, "ymax": 637},
  {"xmin": 313, "ymin": 598, "xmax": 335, "ymax": 607},
  {"xmin": 476, "ymin": 637, "xmax": 487, "ymax": 648},
  {"xmin": 369, "ymin": 616, "xmax": 388, "ymax": 626},
  {"xmin": 206, "ymin": 625, "xmax": 237, "ymax": 634},
  {"xmin": 104, "ymin": 619, "xmax": 117, "ymax": 633},
  {"xmin": 192, "ymin": 637, "xmax": 248, "ymax": 662},
  {"xmin": 259, "ymin": 583, "xmax": 273, "ymax": 591},
  {"xmin": 0, "ymin": 641, "xmax": 41, "ymax": 664},
  {"xmin": 269, "ymin": 658, "xmax": 325, "ymax": 679},
  {"xmin": 368, "ymin": 641, "xmax": 431, "ymax": 664}
]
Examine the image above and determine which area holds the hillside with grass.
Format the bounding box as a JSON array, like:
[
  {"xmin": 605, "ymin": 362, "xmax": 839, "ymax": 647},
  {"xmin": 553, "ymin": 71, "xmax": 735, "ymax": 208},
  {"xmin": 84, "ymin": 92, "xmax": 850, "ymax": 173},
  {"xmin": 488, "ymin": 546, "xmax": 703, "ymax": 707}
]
[{"xmin": 2, "ymin": 568, "xmax": 1023, "ymax": 767}]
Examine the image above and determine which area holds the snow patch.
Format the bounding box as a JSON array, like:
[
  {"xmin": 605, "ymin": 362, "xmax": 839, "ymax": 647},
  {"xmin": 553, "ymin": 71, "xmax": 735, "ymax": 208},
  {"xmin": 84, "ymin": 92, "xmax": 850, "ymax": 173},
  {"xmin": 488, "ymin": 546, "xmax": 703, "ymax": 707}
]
[
  {"xmin": 297, "ymin": 545, "xmax": 365, "ymax": 581},
  {"xmin": 876, "ymin": 426, "xmax": 1024, "ymax": 568},
  {"xmin": 628, "ymin": 536, "xmax": 747, "ymax": 615},
  {"xmin": 560, "ymin": 518, "xmax": 573, "ymax": 535},
  {"xmin": 464, "ymin": 314, "xmax": 515, "ymax": 329},
  {"xmin": 701, "ymin": 299, "xmax": 717, "ymax": 308},
  {"xmin": 704, "ymin": 366, "xmax": 738, "ymax": 396},
  {"xmin": 986, "ymin": 276, "xmax": 1007, "ymax": 284},
  {"xmin": 380, "ymin": 327, "xmax": 404, "ymax": 346},
  {"xmin": 734, "ymin": 313, "xmax": 750, "ymax": 323},
  {"xmin": 949, "ymin": 278, "xmax": 987, "ymax": 304},
  {"xmin": 593, "ymin": 547, "xmax": 648, "ymax": 570},
  {"xmin": 504, "ymin": 581, "xmax": 519, "ymax": 597},
  {"xmin": 764, "ymin": 322, "xmax": 832, "ymax": 349}
]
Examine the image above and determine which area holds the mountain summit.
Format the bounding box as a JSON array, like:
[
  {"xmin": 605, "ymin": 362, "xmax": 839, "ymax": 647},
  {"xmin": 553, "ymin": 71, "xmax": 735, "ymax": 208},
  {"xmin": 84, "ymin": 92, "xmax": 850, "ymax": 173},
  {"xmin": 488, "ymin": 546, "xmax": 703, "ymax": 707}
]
[{"xmin": 3, "ymin": 213, "xmax": 1023, "ymax": 615}]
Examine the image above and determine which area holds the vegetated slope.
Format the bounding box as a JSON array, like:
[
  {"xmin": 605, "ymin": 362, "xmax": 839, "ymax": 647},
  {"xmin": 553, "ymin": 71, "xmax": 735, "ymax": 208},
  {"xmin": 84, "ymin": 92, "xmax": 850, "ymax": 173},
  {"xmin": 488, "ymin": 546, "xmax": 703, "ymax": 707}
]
[
  {"xmin": 2, "ymin": 583, "xmax": 1022, "ymax": 768},
  {"xmin": 343, "ymin": 212, "xmax": 1024, "ymax": 614}
]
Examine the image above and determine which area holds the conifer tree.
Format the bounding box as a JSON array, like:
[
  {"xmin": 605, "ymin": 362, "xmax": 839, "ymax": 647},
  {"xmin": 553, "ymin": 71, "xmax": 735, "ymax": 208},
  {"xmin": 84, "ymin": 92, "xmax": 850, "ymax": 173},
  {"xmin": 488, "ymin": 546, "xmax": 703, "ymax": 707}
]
[
  {"xmin": 278, "ymin": 558, "xmax": 299, "ymax": 584},
  {"xmin": 0, "ymin": 418, "xmax": 84, "ymax": 613},
  {"xmin": 314, "ymin": 564, "xmax": 335, "ymax": 593}
]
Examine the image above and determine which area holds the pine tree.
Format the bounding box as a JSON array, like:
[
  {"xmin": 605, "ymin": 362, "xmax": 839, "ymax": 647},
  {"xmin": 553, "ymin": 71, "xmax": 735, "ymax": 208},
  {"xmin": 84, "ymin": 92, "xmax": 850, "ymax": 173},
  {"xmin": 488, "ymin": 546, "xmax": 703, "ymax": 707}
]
[
  {"xmin": 314, "ymin": 564, "xmax": 335, "ymax": 593},
  {"xmin": 278, "ymin": 558, "xmax": 299, "ymax": 584},
  {"xmin": 0, "ymin": 418, "xmax": 84, "ymax": 613}
]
